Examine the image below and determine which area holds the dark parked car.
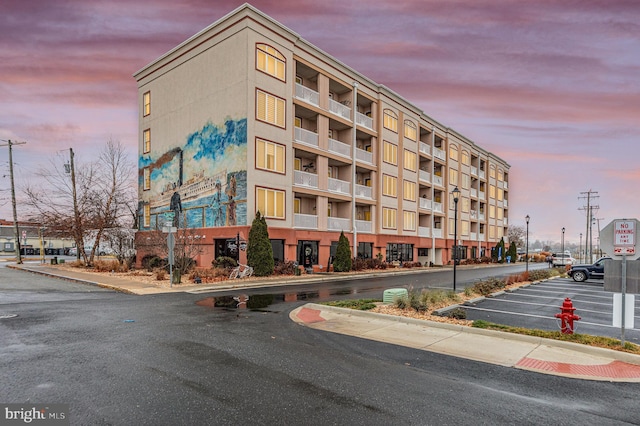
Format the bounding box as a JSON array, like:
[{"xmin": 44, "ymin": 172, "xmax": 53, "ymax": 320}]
[{"xmin": 567, "ymin": 257, "xmax": 612, "ymax": 282}]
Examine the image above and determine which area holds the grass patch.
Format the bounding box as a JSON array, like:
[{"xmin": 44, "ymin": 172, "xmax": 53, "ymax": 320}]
[
  {"xmin": 323, "ymin": 299, "xmax": 380, "ymax": 311},
  {"xmin": 472, "ymin": 320, "xmax": 640, "ymax": 354}
]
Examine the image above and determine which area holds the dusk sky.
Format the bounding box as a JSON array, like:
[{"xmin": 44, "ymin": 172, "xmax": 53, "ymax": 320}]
[{"xmin": 1, "ymin": 0, "xmax": 638, "ymax": 247}]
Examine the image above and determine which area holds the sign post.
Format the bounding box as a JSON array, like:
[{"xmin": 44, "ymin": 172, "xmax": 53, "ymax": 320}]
[{"xmin": 163, "ymin": 221, "xmax": 177, "ymax": 287}]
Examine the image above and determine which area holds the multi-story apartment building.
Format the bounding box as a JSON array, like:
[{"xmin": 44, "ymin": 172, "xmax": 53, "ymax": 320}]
[{"xmin": 134, "ymin": 4, "xmax": 510, "ymax": 269}]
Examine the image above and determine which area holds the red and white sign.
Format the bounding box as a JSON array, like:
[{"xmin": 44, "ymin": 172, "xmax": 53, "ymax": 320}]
[
  {"xmin": 614, "ymin": 247, "xmax": 635, "ymax": 255},
  {"xmin": 614, "ymin": 220, "xmax": 636, "ymax": 256}
]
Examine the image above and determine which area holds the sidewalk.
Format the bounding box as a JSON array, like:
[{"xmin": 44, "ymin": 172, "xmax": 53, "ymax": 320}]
[{"xmin": 291, "ymin": 303, "xmax": 640, "ymax": 382}]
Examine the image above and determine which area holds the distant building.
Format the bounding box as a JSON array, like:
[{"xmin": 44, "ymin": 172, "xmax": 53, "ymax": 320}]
[
  {"xmin": 133, "ymin": 4, "xmax": 510, "ymax": 268},
  {"xmin": 0, "ymin": 219, "xmax": 73, "ymax": 255}
]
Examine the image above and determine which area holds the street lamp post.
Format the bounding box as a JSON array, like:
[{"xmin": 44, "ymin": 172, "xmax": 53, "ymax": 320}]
[
  {"xmin": 452, "ymin": 187, "xmax": 460, "ymax": 292},
  {"xmin": 525, "ymin": 215, "xmax": 530, "ymax": 274},
  {"xmin": 561, "ymin": 227, "xmax": 566, "ymax": 266},
  {"xmin": 579, "ymin": 232, "xmax": 582, "ymax": 264}
]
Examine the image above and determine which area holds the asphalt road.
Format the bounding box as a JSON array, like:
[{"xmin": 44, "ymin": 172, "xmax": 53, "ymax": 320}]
[{"xmin": 2, "ymin": 266, "xmax": 640, "ymax": 425}]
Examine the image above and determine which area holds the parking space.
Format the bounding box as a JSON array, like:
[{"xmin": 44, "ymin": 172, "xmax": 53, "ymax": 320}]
[{"xmin": 463, "ymin": 277, "xmax": 640, "ymax": 344}]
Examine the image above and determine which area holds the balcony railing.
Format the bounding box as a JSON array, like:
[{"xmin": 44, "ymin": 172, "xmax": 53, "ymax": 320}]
[
  {"xmin": 328, "ymin": 217, "xmax": 351, "ymax": 232},
  {"xmin": 479, "ymin": 190, "xmax": 485, "ymax": 199},
  {"xmin": 355, "ymin": 220, "xmax": 372, "ymax": 233},
  {"xmin": 433, "ymin": 202, "xmax": 443, "ymax": 213},
  {"xmin": 419, "ymin": 169, "xmax": 431, "ymax": 183},
  {"xmin": 433, "ymin": 175, "xmax": 443, "ymax": 187},
  {"xmin": 328, "ymin": 138, "xmax": 351, "ymax": 158},
  {"xmin": 419, "ymin": 197, "xmax": 432, "ymax": 210},
  {"xmin": 294, "ymin": 127, "xmax": 319, "ymax": 147},
  {"xmin": 293, "ymin": 170, "xmax": 318, "ymax": 188},
  {"xmin": 419, "ymin": 142, "xmax": 431, "ymax": 156},
  {"xmin": 470, "ymin": 232, "xmax": 477, "ymax": 241},
  {"xmin": 479, "ymin": 169, "xmax": 486, "ymax": 179},
  {"xmin": 328, "ymin": 177, "xmax": 350, "ymax": 195},
  {"xmin": 328, "ymin": 98, "xmax": 351, "ymax": 120},
  {"xmin": 470, "ymin": 209, "xmax": 477, "ymax": 219},
  {"xmin": 355, "ymin": 184, "xmax": 372, "ymax": 199},
  {"xmin": 503, "ymin": 218, "xmax": 508, "ymax": 226},
  {"xmin": 355, "ymin": 147, "xmax": 373, "ymax": 164},
  {"xmin": 295, "ymin": 83, "xmax": 319, "ymax": 106},
  {"xmin": 471, "ymin": 188, "xmax": 477, "ymax": 198},
  {"xmin": 294, "ymin": 213, "xmax": 317, "ymax": 229},
  {"xmin": 479, "ymin": 212, "xmax": 485, "ymax": 220},
  {"xmin": 432, "ymin": 228, "xmax": 443, "ymax": 238},
  {"xmin": 479, "ymin": 233, "xmax": 485, "ymax": 240},
  {"xmin": 355, "ymin": 112, "xmax": 373, "ymax": 130},
  {"xmin": 433, "ymin": 147, "xmax": 446, "ymax": 161},
  {"xmin": 503, "ymin": 199, "xmax": 508, "ymax": 208},
  {"xmin": 471, "ymin": 166, "xmax": 478, "ymax": 176},
  {"xmin": 503, "ymin": 181, "xmax": 508, "ymax": 190},
  {"xmin": 418, "ymin": 226, "xmax": 431, "ymax": 237}
]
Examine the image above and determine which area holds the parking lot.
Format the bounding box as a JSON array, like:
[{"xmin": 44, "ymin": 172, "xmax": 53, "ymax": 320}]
[{"xmin": 463, "ymin": 276, "xmax": 640, "ymax": 344}]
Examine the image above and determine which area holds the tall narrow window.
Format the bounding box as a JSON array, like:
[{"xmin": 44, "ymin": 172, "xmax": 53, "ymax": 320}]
[
  {"xmin": 461, "ymin": 150, "xmax": 470, "ymax": 165},
  {"xmin": 256, "ymin": 44, "xmax": 286, "ymax": 81},
  {"xmin": 383, "ymin": 109, "xmax": 398, "ymax": 132},
  {"xmin": 403, "ymin": 180, "xmax": 416, "ymax": 201},
  {"xmin": 143, "ymin": 91, "xmax": 150, "ymax": 117},
  {"xmin": 403, "ymin": 149, "xmax": 417, "ymax": 172},
  {"xmin": 403, "ymin": 211, "xmax": 416, "ymax": 231},
  {"xmin": 257, "ymin": 187, "xmax": 285, "ymax": 219},
  {"xmin": 382, "ymin": 208, "xmax": 397, "ymax": 229},
  {"xmin": 143, "ymin": 167, "xmax": 150, "ymax": 191},
  {"xmin": 143, "ymin": 129, "xmax": 151, "ymax": 154},
  {"xmin": 404, "ymin": 120, "xmax": 417, "ymax": 141},
  {"xmin": 256, "ymin": 139, "xmax": 285, "ymax": 173},
  {"xmin": 383, "ymin": 175, "xmax": 397, "ymax": 197},
  {"xmin": 257, "ymin": 90, "xmax": 286, "ymax": 128},
  {"xmin": 143, "ymin": 204, "xmax": 150, "ymax": 228},
  {"xmin": 449, "ymin": 144, "xmax": 458, "ymax": 161},
  {"xmin": 383, "ymin": 141, "xmax": 397, "ymax": 165}
]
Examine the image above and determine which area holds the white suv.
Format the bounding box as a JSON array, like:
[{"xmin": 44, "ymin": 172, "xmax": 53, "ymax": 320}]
[{"xmin": 552, "ymin": 253, "xmax": 575, "ymax": 266}]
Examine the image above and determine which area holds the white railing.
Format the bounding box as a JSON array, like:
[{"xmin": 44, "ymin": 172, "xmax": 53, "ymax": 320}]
[
  {"xmin": 329, "ymin": 98, "xmax": 351, "ymax": 120},
  {"xmin": 479, "ymin": 170, "xmax": 485, "ymax": 179},
  {"xmin": 419, "ymin": 142, "xmax": 431, "ymax": 156},
  {"xmin": 328, "ymin": 177, "xmax": 350, "ymax": 194},
  {"xmin": 503, "ymin": 181, "xmax": 508, "ymax": 190},
  {"xmin": 479, "ymin": 233, "xmax": 485, "ymax": 240},
  {"xmin": 419, "ymin": 197, "xmax": 432, "ymax": 210},
  {"xmin": 294, "ymin": 170, "xmax": 318, "ymax": 188},
  {"xmin": 498, "ymin": 201, "xmax": 503, "ymax": 208},
  {"xmin": 503, "ymin": 199, "xmax": 508, "ymax": 208},
  {"xmin": 328, "ymin": 217, "xmax": 351, "ymax": 232},
  {"xmin": 295, "ymin": 83, "xmax": 319, "ymax": 106},
  {"xmin": 355, "ymin": 220, "xmax": 372, "ymax": 233},
  {"xmin": 355, "ymin": 112, "xmax": 373, "ymax": 130},
  {"xmin": 355, "ymin": 148, "xmax": 373, "ymax": 164},
  {"xmin": 355, "ymin": 184, "xmax": 372, "ymax": 199},
  {"xmin": 470, "ymin": 232, "xmax": 477, "ymax": 241},
  {"xmin": 433, "ymin": 175, "xmax": 443, "ymax": 186},
  {"xmin": 470, "ymin": 209, "xmax": 477, "ymax": 219},
  {"xmin": 433, "ymin": 147, "xmax": 446, "ymax": 161},
  {"xmin": 294, "ymin": 213, "xmax": 317, "ymax": 229},
  {"xmin": 503, "ymin": 218, "xmax": 508, "ymax": 226},
  {"xmin": 479, "ymin": 212, "xmax": 485, "ymax": 220},
  {"xmin": 471, "ymin": 188, "xmax": 477, "ymax": 198},
  {"xmin": 418, "ymin": 226, "xmax": 431, "ymax": 237},
  {"xmin": 432, "ymin": 228, "xmax": 443, "ymax": 238},
  {"xmin": 433, "ymin": 202, "xmax": 443, "ymax": 213},
  {"xmin": 328, "ymin": 138, "xmax": 351, "ymax": 158},
  {"xmin": 294, "ymin": 127, "xmax": 319, "ymax": 147},
  {"xmin": 419, "ymin": 169, "xmax": 431, "ymax": 183},
  {"xmin": 471, "ymin": 166, "xmax": 478, "ymax": 176},
  {"xmin": 479, "ymin": 190, "xmax": 485, "ymax": 199}
]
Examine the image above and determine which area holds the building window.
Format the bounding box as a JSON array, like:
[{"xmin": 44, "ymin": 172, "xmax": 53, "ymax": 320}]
[
  {"xmin": 382, "ymin": 207, "xmax": 397, "ymax": 229},
  {"xmin": 383, "ymin": 174, "xmax": 397, "ymax": 197},
  {"xmin": 490, "ymin": 165, "xmax": 496, "ymax": 178},
  {"xmin": 143, "ymin": 129, "xmax": 151, "ymax": 154},
  {"xmin": 403, "ymin": 211, "xmax": 416, "ymax": 231},
  {"xmin": 256, "ymin": 89, "xmax": 285, "ymax": 128},
  {"xmin": 497, "ymin": 207, "xmax": 504, "ymax": 220},
  {"xmin": 498, "ymin": 188, "xmax": 504, "ymax": 201},
  {"xmin": 256, "ymin": 43, "xmax": 285, "ymax": 81},
  {"xmin": 143, "ymin": 204, "xmax": 150, "ymax": 228},
  {"xmin": 449, "ymin": 144, "xmax": 458, "ymax": 161},
  {"xmin": 461, "ymin": 173, "xmax": 470, "ymax": 189},
  {"xmin": 404, "ymin": 120, "xmax": 417, "ymax": 141},
  {"xmin": 386, "ymin": 243, "xmax": 413, "ymax": 262},
  {"xmin": 383, "ymin": 109, "xmax": 398, "ymax": 132},
  {"xmin": 143, "ymin": 167, "xmax": 150, "ymax": 191},
  {"xmin": 449, "ymin": 168, "xmax": 458, "ymax": 186},
  {"xmin": 403, "ymin": 149, "xmax": 417, "ymax": 172},
  {"xmin": 417, "ymin": 248, "xmax": 429, "ymax": 257},
  {"xmin": 462, "ymin": 197, "xmax": 470, "ymax": 213},
  {"xmin": 489, "ymin": 184, "xmax": 496, "ymax": 199},
  {"xmin": 256, "ymin": 139, "xmax": 285, "ymax": 173},
  {"xmin": 143, "ymin": 91, "xmax": 150, "ymax": 116},
  {"xmin": 498, "ymin": 169, "xmax": 504, "ymax": 181},
  {"xmin": 403, "ymin": 180, "xmax": 416, "ymax": 201},
  {"xmin": 293, "ymin": 198, "xmax": 301, "ymax": 214},
  {"xmin": 383, "ymin": 141, "xmax": 397, "ymax": 165},
  {"xmin": 257, "ymin": 187, "xmax": 285, "ymax": 219},
  {"xmin": 461, "ymin": 220, "xmax": 470, "ymax": 236},
  {"xmin": 461, "ymin": 150, "xmax": 470, "ymax": 165},
  {"xmin": 489, "ymin": 205, "xmax": 496, "ymax": 219}
]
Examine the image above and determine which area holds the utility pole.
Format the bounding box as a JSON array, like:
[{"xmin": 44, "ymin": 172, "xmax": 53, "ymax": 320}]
[
  {"xmin": 69, "ymin": 148, "xmax": 81, "ymax": 261},
  {"xmin": 0, "ymin": 139, "xmax": 26, "ymax": 264},
  {"xmin": 578, "ymin": 190, "xmax": 599, "ymax": 263}
]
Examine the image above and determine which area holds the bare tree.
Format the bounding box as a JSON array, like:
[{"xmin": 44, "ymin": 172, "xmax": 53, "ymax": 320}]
[
  {"xmin": 507, "ymin": 225, "xmax": 525, "ymax": 247},
  {"xmin": 22, "ymin": 140, "xmax": 136, "ymax": 265}
]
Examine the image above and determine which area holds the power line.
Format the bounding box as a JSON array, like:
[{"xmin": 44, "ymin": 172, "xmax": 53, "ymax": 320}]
[{"xmin": 578, "ymin": 190, "xmax": 599, "ymax": 263}]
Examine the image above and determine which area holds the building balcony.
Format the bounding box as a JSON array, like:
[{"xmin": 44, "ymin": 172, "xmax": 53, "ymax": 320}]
[
  {"xmin": 433, "ymin": 147, "xmax": 446, "ymax": 161},
  {"xmin": 470, "ymin": 209, "xmax": 477, "ymax": 219},
  {"xmin": 503, "ymin": 218, "xmax": 508, "ymax": 226},
  {"xmin": 433, "ymin": 202, "xmax": 443, "ymax": 213},
  {"xmin": 328, "ymin": 98, "xmax": 351, "ymax": 120},
  {"xmin": 503, "ymin": 181, "xmax": 508, "ymax": 190},
  {"xmin": 479, "ymin": 170, "xmax": 486, "ymax": 179},
  {"xmin": 294, "ymin": 170, "xmax": 318, "ymax": 188},
  {"xmin": 471, "ymin": 166, "xmax": 478, "ymax": 176},
  {"xmin": 419, "ymin": 169, "xmax": 431, "ymax": 183},
  {"xmin": 479, "ymin": 233, "xmax": 485, "ymax": 240},
  {"xmin": 433, "ymin": 175, "xmax": 443, "ymax": 187},
  {"xmin": 418, "ymin": 226, "xmax": 431, "ymax": 237},
  {"xmin": 432, "ymin": 228, "xmax": 443, "ymax": 238},
  {"xmin": 355, "ymin": 219, "xmax": 372, "ymax": 233},
  {"xmin": 355, "ymin": 112, "xmax": 373, "ymax": 130},
  {"xmin": 470, "ymin": 232, "xmax": 477, "ymax": 240},
  {"xmin": 479, "ymin": 212, "xmax": 485, "ymax": 221},
  {"xmin": 471, "ymin": 188, "xmax": 477, "ymax": 198},
  {"xmin": 355, "ymin": 184, "xmax": 373, "ymax": 199},
  {"xmin": 294, "ymin": 127, "xmax": 319, "ymax": 147},
  {"xmin": 355, "ymin": 147, "xmax": 373, "ymax": 164},
  {"xmin": 328, "ymin": 177, "xmax": 350, "ymax": 195},
  {"xmin": 419, "ymin": 142, "xmax": 431, "ymax": 156},
  {"xmin": 419, "ymin": 197, "xmax": 432, "ymax": 210},
  {"xmin": 328, "ymin": 138, "xmax": 351, "ymax": 158},
  {"xmin": 295, "ymin": 83, "xmax": 319, "ymax": 106},
  {"xmin": 503, "ymin": 199, "xmax": 508, "ymax": 208},
  {"xmin": 328, "ymin": 217, "xmax": 351, "ymax": 232},
  {"xmin": 479, "ymin": 190, "xmax": 485, "ymax": 199},
  {"xmin": 294, "ymin": 213, "xmax": 317, "ymax": 229}
]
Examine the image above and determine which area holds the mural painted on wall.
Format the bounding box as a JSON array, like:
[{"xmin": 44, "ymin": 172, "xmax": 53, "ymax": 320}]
[{"xmin": 139, "ymin": 118, "xmax": 247, "ymax": 230}]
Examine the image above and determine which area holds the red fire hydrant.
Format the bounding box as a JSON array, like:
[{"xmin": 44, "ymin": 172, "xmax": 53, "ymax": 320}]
[{"xmin": 555, "ymin": 297, "xmax": 581, "ymax": 334}]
